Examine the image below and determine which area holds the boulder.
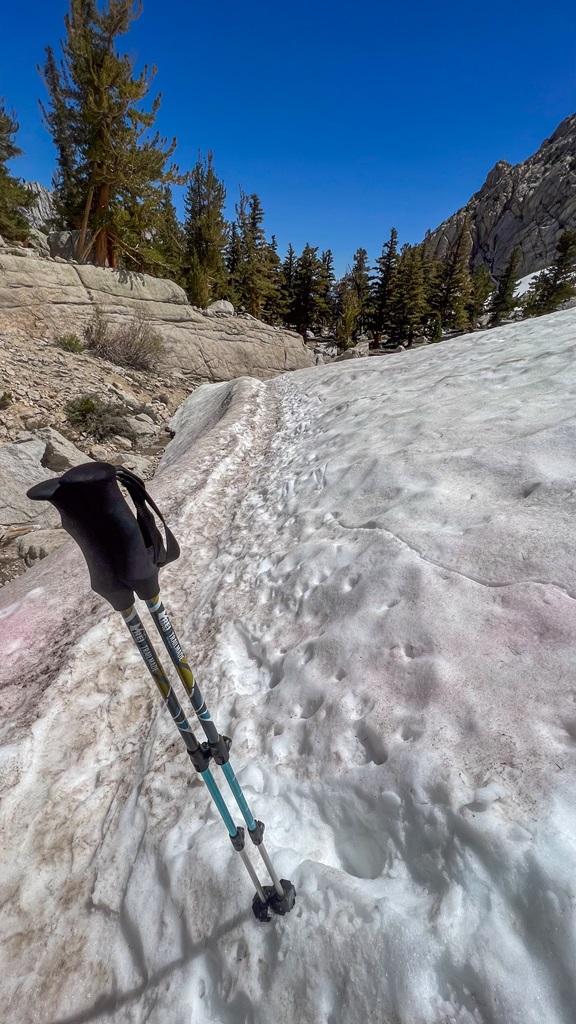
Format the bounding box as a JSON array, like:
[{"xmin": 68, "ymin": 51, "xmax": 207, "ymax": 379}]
[
  {"xmin": 27, "ymin": 228, "xmax": 51, "ymax": 260},
  {"xmin": 37, "ymin": 427, "xmax": 91, "ymax": 473},
  {"xmin": 48, "ymin": 230, "xmax": 87, "ymax": 262},
  {"xmin": 0, "ymin": 439, "xmax": 59, "ymax": 527},
  {"xmin": 207, "ymin": 299, "xmax": 234, "ymax": 315},
  {"xmin": 0, "ymin": 253, "xmax": 313, "ymax": 382}
]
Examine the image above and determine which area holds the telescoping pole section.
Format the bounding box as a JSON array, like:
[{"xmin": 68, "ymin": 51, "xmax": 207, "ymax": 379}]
[
  {"xmin": 120, "ymin": 604, "xmax": 267, "ymax": 903},
  {"xmin": 146, "ymin": 595, "xmax": 285, "ymax": 900}
]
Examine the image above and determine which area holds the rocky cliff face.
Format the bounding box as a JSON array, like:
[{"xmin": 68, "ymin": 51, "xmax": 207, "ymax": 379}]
[
  {"xmin": 426, "ymin": 113, "xmax": 576, "ymax": 278},
  {"xmin": 0, "ymin": 241, "xmax": 313, "ymax": 381}
]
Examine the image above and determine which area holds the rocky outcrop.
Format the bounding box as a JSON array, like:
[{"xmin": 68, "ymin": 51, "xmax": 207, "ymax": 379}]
[
  {"xmin": 22, "ymin": 182, "xmax": 56, "ymax": 230},
  {"xmin": 426, "ymin": 113, "xmax": 576, "ymax": 278},
  {"xmin": 0, "ymin": 245, "xmax": 313, "ymax": 382}
]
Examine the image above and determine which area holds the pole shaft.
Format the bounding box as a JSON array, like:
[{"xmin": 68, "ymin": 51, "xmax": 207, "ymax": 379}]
[{"xmin": 145, "ymin": 596, "xmax": 284, "ymax": 891}]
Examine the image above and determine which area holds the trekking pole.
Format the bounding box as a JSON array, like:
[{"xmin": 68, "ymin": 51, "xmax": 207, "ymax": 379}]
[
  {"xmin": 27, "ymin": 462, "xmax": 295, "ymax": 922},
  {"xmin": 145, "ymin": 593, "xmax": 286, "ymax": 901}
]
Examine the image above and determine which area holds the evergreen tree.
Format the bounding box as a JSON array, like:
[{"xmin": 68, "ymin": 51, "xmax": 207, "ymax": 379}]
[
  {"xmin": 468, "ymin": 263, "xmax": 494, "ymax": 329},
  {"xmin": 261, "ymin": 235, "xmax": 284, "ymax": 323},
  {"xmin": 389, "ymin": 244, "xmax": 426, "ymax": 346},
  {"xmin": 433, "ymin": 215, "xmax": 472, "ymax": 332},
  {"xmin": 225, "ymin": 221, "xmax": 242, "ymax": 305},
  {"xmin": 420, "ymin": 231, "xmax": 443, "ymax": 310},
  {"xmin": 370, "ymin": 227, "xmax": 398, "ymax": 342},
  {"xmin": 291, "ymin": 243, "xmax": 326, "ymax": 338},
  {"xmin": 488, "ymin": 248, "xmax": 521, "ymax": 326},
  {"xmin": 0, "ymin": 101, "xmax": 34, "ymax": 240},
  {"xmin": 335, "ymin": 273, "xmax": 361, "ymax": 347},
  {"xmin": 523, "ymin": 233, "xmax": 576, "ymax": 316},
  {"xmin": 233, "ymin": 190, "xmax": 277, "ymax": 318},
  {"xmin": 350, "ymin": 247, "xmax": 371, "ymax": 337},
  {"xmin": 40, "ymin": 0, "xmax": 182, "ymax": 267},
  {"xmin": 280, "ymin": 242, "xmax": 297, "ymax": 324},
  {"xmin": 318, "ymin": 249, "xmax": 336, "ymax": 331},
  {"xmin": 150, "ymin": 186, "xmax": 185, "ymax": 282},
  {"xmin": 183, "ymin": 150, "xmax": 228, "ymax": 307}
]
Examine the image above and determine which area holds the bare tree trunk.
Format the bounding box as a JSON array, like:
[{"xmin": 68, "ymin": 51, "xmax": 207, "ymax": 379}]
[
  {"xmin": 76, "ymin": 186, "xmax": 94, "ymax": 262},
  {"xmin": 94, "ymin": 183, "xmax": 110, "ymax": 267}
]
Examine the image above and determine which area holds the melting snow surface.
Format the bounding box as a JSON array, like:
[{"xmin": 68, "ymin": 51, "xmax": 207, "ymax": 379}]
[{"xmin": 2, "ymin": 308, "xmax": 576, "ymax": 1023}]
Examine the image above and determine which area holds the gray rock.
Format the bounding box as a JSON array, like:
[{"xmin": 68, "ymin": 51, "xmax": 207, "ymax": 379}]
[
  {"xmin": 112, "ymin": 435, "xmax": 133, "ymax": 451},
  {"xmin": 125, "ymin": 415, "xmax": 158, "ymax": 440},
  {"xmin": 0, "ymin": 439, "xmax": 59, "ymax": 527},
  {"xmin": 425, "ymin": 113, "xmax": 576, "ymax": 278},
  {"xmin": 110, "ymin": 453, "xmax": 153, "ymax": 478},
  {"xmin": 37, "ymin": 427, "xmax": 91, "ymax": 473},
  {"xmin": 48, "ymin": 230, "xmax": 88, "ymax": 262},
  {"xmin": 207, "ymin": 299, "xmax": 234, "ymax": 315},
  {"xmin": 26, "ymin": 228, "xmax": 51, "ymax": 259}
]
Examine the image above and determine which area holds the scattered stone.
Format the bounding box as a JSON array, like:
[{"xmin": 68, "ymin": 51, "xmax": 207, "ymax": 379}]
[
  {"xmin": 38, "ymin": 427, "xmax": 91, "ymax": 473},
  {"xmin": 112, "ymin": 435, "xmax": 132, "ymax": 451},
  {"xmin": 17, "ymin": 528, "xmax": 67, "ymax": 567},
  {"xmin": 89, "ymin": 445, "xmax": 108, "ymax": 461}
]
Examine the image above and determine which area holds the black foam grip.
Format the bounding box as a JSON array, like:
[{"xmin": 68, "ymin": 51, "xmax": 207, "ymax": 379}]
[{"xmin": 27, "ymin": 463, "xmax": 166, "ymax": 609}]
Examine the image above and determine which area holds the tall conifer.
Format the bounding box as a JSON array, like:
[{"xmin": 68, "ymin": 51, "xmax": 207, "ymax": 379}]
[
  {"xmin": 488, "ymin": 248, "xmax": 521, "ymax": 325},
  {"xmin": 183, "ymin": 150, "xmax": 228, "ymax": 307},
  {"xmin": 370, "ymin": 227, "xmax": 398, "ymax": 341},
  {"xmin": 434, "ymin": 215, "xmax": 473, "ymax": 331},
  {"xmin": 41, "ymin": 0, "xmax": 182, "ymax": 267}
]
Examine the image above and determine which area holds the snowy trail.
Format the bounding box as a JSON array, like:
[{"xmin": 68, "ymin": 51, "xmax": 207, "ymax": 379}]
[{"xmin": 2, "ymin": 309, "xmax": 576, "ymax": 1023}]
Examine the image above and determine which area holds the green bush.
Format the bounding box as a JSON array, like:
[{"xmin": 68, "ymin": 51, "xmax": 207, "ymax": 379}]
[
  {"xmin": 65, "ymin": 394, "xmax": 135, "ymax": 440},
  {"xmin": 55, "ymin": 333, "xmax": 84, "ymax": 353},
  {"xmin": 83, "ymin": 307, "xmax": 164, "ymax": 370},
  {"xmin": 0, "ymin": 391, "xmax": 13, "ymax": 410}
]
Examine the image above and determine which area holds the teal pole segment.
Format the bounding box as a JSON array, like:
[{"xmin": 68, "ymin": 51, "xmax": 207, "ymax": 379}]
[
  {"xmin": 221, "ymin": 762, "xmax": 257, "ymax": 831},
  {"xmin": 201, "ymin": 768, "xmax": 238, "ymax": 837}
]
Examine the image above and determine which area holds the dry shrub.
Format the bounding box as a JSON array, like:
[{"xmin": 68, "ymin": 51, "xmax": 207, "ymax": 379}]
[{"xmin": 83, "ymin": 308, "xmax": 164, "ymax": 370}]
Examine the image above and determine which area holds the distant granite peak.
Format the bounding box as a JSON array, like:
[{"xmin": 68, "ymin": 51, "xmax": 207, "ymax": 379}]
[{"xmin": 426, "ymin": 113, "xmax": 576, "ymax": 278}]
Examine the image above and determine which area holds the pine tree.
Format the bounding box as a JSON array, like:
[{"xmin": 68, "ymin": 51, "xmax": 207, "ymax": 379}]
[
  {"xmin": 0, "ymin": 101, "xmax": 35, "ymax": 240},
  {"xmin": 523, "ymin": 233, "xmax": 576, "ymax": 316},
  {"xmin": 40, "ymin": 0, "xmax": 183, "ymax": 267},
  {"xmin": 280, "ymin": 242, "xmax": 297, "ymax": 324},
  {"xmin": 225, "ymin": 221, "xmax": 242, "ymax": 305},
  {"xmin": 261, "ymin": 235, "xmax": 284, "ymax": 323},
  {"xmin": 183, "ymin": 150, "xmax": 228, "ymax": 307},
  {"xmin": 389, "ymin": 244, "xmax": 426, "ymax": 347},
  {"xmin": 433, "ymin": 215, "xmax": 472, "ymax": 332},
  {"xmin": 335, "ymin": 273, "xmax": 361, "ymax": 347},
  {"xmin": 488, "ymin": 248, "xmax": 521, "ymax": 326},
  {"xmin": 233, "ymin": 190, "xmax": 277, "ymax": 317},
  {"xmin": 291, "ymin": 243, "xmax": 325, "ymax": 338},
  {"xmin": 149, "ymin": 186, "xmax": 185, "ymax": 282},
  {"xmin": 318, "ymin": 249, "xmax": 336, "ymax": 331},
  {"xmin": 468, "ymin": 263, "xmax": 494, "ymax": 329},
  {"xmin": 370, "ymin": 227, "xmax": 398, "ymax": 342},
  {"xmin": 350, "ymin": 247, "xmax": 371, "ymax": 337}
]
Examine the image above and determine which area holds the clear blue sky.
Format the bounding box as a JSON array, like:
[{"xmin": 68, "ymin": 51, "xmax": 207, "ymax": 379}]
[{"xmin": 1, "ymin": 0, "xmax": 575, "ymax": 275}]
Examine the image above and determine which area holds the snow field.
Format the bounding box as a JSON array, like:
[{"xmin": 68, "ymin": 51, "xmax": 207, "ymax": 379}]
[{"xmin": 1, "ymin": 309, "xmax": 576, "ymax": 1021}]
